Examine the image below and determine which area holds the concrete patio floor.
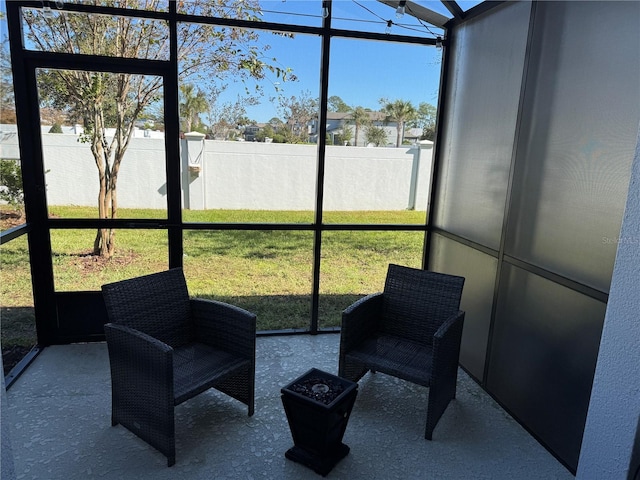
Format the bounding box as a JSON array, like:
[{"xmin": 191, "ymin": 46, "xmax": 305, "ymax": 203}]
[{"xmin": 3, "ymin": 334, "xmax": 573, "ymax": 479}]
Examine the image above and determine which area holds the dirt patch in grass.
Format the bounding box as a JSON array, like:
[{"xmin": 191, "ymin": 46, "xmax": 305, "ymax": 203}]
[
  {"xmin": 67, "ymin": 249, "xmax": 141, "ymax": 274},
  {"xmin": 0, "ymin": 208, "xmax": 25, "ymax": 230}
]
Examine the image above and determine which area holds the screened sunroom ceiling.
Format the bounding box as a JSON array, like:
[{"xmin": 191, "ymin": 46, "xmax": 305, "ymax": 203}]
[
  {"xmin": 377, "ymin": 0, "xmax": 486, "ymax": 27},
  {"xmin": 56, "ymin": 1, "xmax": 484, "ymax": 39}
]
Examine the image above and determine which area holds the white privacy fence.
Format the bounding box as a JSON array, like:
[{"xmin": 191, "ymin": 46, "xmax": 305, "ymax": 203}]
[{"xmin": 0, "ymin": 130, "xmax": 433, "ymax": 211}]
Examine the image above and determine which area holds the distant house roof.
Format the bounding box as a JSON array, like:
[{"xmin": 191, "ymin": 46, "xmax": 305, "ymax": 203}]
[
  {"xmin": 326, "ymin": 112, "xmax": 350, "ymax": 121},
  {"xmin": 327, "ymin": 111, "xmax": 388, "ymax": 122}
]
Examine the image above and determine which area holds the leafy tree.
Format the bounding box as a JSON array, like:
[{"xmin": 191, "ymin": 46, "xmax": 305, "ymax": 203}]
[
  {"xmin": 0, "ymin": 159, "xmax": 24, "ymax": 215},
  {"xmin": 274, "ymin": 90, "xmax": 318, "ymax": 143},
  {"xmin": 22, "ymin": 1, "xmax": 288, "ymax": 257},
  {"xmin": 380, "ymin": 98, "xmax": 418, "ymax": 148},
  {"xmin": 328, "ymin": 95, "xmax": 350, "ymax": 113},
  {"xmin": 348, "ymin": 106, "xmax": 371, "ymax": 147},
  {"xmin": 415, "ymin": 102, "xmax": 437, "ymax": 141},
  {"xmin": 335, "ymin": 124, "xmax": 353, "ymax": 145},
  {"xmin": 179, "ymin": 84, "xmax": 209, "ymax": 133},
  {"xmin": 255, "ymin": 125, "xmax": 287, "ymax": 143},
  {"xmin": 268, "ymin": 117, "xmax": 284, "ymax": 130},
  {"xmin": 254, "ymin": 125, "xmax": 273, "ymax": 142},
  {"xmin": 0, "ymin": 37, "xmax": 16, "ymax": 124},
  {"xmin": 208, "ymin": 96, "xmax": 257, "ymax": 140},
  {"xmin": 365, "ymin": 125, "xmax": 388, "ymax": 147},
  {"xmin": 255, "ymin": 117, "xmax": 287, "ymax": 143},
  {"xmin": 48, "ymin": 123, "xmax": 63, "ymax": 134},
  {"xmin": 255, "ymin": 117, "xmax": 287, "ymax": 142}
]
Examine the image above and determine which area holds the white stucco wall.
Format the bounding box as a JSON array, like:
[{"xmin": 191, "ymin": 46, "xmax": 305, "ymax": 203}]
[
  {"xmin": 199, "ymin": 141, "xmax": 318, "ymax": 211},
  {"xmin": 323, "ymin": 144, "xmax": 432, "ymax": 211},
  {"xmin": 41, "ymin": 135, "xmax": 168, "ymax": 210},
  {"xmin": 196, "ymin": 141, "xmax": 432, "ymax": 211},
  {"xmin": 576, "ymin": 127, "xmax": 640, "ymax": 479},
  {"xmin": 1, "ymin": 132, "xmax": 432, "ymax": 212},
  {"xmin": 0, "ymin": 130, "xmax": 20, "ymax": 159}
]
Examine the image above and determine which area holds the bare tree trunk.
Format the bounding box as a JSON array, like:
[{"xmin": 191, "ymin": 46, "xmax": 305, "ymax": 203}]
[
  {"xmin": 106, "ymin": 151, "xmax": 122, "ymax": 259},
  {"xmin": 89, "ymin": 72, "xmax": 135, "ymax": 259},
  {"xmin": 91, "ymin": 105, "xmax": 115, "ymax": 258},
  {"xmin": 93, "ymin": 141, "xmax": 108, "ymax": 255}
]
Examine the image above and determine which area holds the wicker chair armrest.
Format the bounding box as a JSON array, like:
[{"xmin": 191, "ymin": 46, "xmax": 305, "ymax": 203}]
[
  {"xmin": 431, "ymin": 310, "xmax": 465, "ymax": 375},
  {"xmin": 190, "ymin": 298, "xmax": 256, "ymax": 358},
  {"xmin": 104, "ymin": 323, "xmax": 174, "ymax": 388},
  {"xmin": 341, "ymin": 292, "xmax": 384, "ymax": 350}
]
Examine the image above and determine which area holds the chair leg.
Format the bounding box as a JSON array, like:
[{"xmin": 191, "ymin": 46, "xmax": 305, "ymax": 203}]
[
  {"xmin": 339, "ymin": 357, "xmax": 368, "ymax": 383},
  {"xmin": 424, "ymin": 404, "xmax": 438, "ymax": 440},
  {"xmin": 248, "ymin": 371, "xmax": 255, "ymax": 417},
  {"xmin": 425, "ymin": 427, "xmax": 434, "ymax": 440},
  {"xmin": 112, "ymin": 394, "xmax": 119, "ymax": 426},
  {"xmin": 424, "ymin": 384, "xmax": 455, "ymax": 440},
  {"xmin": 163, "ymin": 432, "xmax": 176, "ymax": 467},
  {"xmin": 159, "ymin": 427, "xmax": 176, "ymax": 467}
]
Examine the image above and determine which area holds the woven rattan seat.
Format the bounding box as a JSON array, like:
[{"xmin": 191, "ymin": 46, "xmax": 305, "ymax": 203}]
[
  {"xmin": 102, "ymin": 268, "xmax": 256, "ymax": 466},
  {"xmin": 339, "ymin": 264, "xmax": 465, "ymax": 440}
]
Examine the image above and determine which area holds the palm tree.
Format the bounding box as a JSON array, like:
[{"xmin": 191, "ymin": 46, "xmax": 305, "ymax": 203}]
[
  {"xmin": 179, "ymin": 84, "xmax": 209, "ymax": 132},
  {"xmin": 365, "ymin": 125, "xmax": 388, "ymax": 147},
  {"xmin": 381, "ymin": 99, "xmax": 417, "ymax": 147},
  {"xmin": 349, "ymin": 106, "xmax": 371, "ymax": 147}
]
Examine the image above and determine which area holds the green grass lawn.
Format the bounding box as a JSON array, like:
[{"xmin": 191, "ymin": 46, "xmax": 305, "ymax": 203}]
[{"xmin": 1, "ymin": 207, "xmax": 427, "ymax": 358}]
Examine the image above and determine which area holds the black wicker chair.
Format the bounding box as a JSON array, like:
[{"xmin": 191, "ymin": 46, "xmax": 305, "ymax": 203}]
[
  {"xmin": 338, "ymin": 264, "xmax": 465, "ymax": 440},
  {"xmin": 102, "ymin": 268, "xmax": 256, "ymax": 466}
]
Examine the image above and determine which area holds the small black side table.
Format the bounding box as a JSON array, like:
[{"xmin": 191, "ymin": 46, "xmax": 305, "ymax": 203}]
[{"xmin": 281, "ymin": 368, "xmax": 358, "ymax": 476}]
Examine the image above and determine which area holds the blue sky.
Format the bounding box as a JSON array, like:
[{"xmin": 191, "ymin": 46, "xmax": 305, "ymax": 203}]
[
  {"xmin": 219, "ymin": 0, "xmax": 445, "ymax": 122},
  {"xmin": 217, "ymin": 28, "xmax": 443, "ymax": 123},
  {"xmin": 1, "ymin": 0, "xmax": 445, "ymax": 123}
]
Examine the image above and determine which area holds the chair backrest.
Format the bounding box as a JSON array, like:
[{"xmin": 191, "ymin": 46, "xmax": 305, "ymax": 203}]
[
  {"xmin": 381, "ymin": 264, "xmax": 465, "ymax": 345},
  {"xmin": 102, "ymin": 268, "xmax": 193, "ymax": 348}
]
